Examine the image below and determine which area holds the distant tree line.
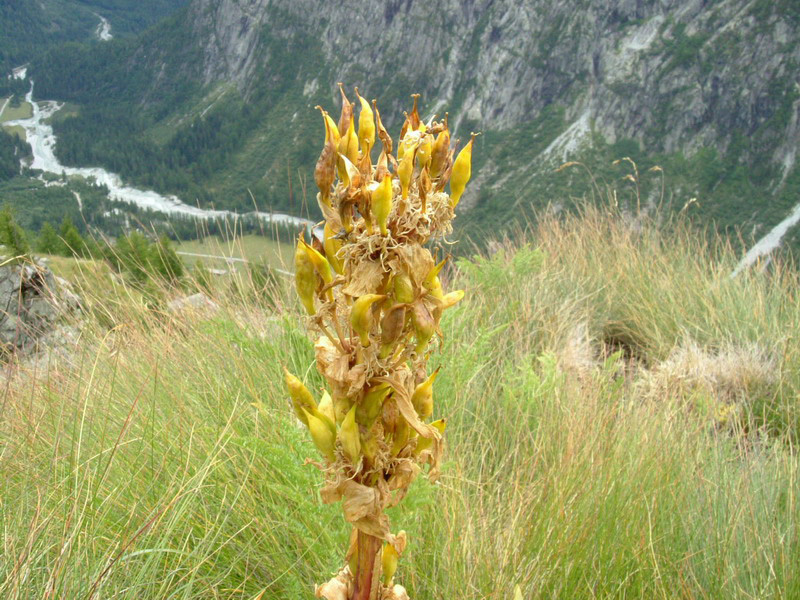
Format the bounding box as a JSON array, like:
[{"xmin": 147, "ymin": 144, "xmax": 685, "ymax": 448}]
[{"xmin": 0, "ymin": 205, "xmax": 184, "ymax": 285}]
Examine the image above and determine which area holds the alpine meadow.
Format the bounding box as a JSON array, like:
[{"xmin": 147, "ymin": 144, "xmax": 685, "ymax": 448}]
[{"xmin": 0, "ymin": 2, "xmax": 799, "ymax": 600}]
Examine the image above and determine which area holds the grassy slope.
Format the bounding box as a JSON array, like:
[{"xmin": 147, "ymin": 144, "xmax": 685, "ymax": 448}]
[
  {"xmin": 174, "ymin": 234, "xmax": 294, "ymax": 272},
  {"xmin": 1, "ymin": 207, "xmax": 799, "ymax": 598},
  {"xmin": 0, "ymin": 98, "xmax": 33, "ymax": 140},
  {"xmin": 0, "ymin": 99, "xmax": 33, "ymax": 122}
]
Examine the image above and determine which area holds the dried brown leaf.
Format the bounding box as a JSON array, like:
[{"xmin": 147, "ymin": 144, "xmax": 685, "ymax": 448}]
[
  {"xmin": 317, "ymin": 194, "xmax": 344, "ymax": 231},
  {"xmin": 315, "ymin": 570, "xmax": 351, "ymax": 600},
  {"xmin": 380, "ymin": 304, "xmax": 407, "ymax": 347},
  {"xmin": 372, "ymin": 99, "xmax": 393, "ymax": 157},
  {"xmin": 383, "ymin": 584, "xmax": 410, "ymax": 600},
  {"xmin": 315, "ymin": 139, "xmax": 336, "ymax": 200},
  {"xmin": 391, "ymin": 245, "xmax": 434, "ymax": 288},
  {"xmin": 343, "ymin": 259, "xmax": 385, "ymax": 296},
  {"xmin": 337, "ymin": 83, "xmax": 353, "ymax": 137}
]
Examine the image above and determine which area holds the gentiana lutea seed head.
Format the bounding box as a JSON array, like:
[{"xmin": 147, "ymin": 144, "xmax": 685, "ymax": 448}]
[{"xmin": 287, "ymin": 90, "xmax": 477, "ymax": 600}]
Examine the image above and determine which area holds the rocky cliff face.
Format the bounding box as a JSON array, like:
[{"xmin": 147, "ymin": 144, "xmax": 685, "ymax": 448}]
[
  {"xmin": 178, "ymin": 0, "xmax": 800, "ymax": 226},
  {"xmin": 190, "ymin": 0, "xmax": 798, "ymax": 158}
]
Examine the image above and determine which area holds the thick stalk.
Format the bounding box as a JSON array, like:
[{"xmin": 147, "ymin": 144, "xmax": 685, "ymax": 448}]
[{"xmin": 352, "ymin": 531, "xmax": 382, "ymax": 600}]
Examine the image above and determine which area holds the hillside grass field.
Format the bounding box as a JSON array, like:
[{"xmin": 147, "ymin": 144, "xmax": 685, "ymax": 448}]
[
  {"xmin": 174, "ymin": 234, "xmax": 294, "ymax": 273},
  {"xmin": 0, "ymin": 206, "xmax": 798, "ymax": 599},
  {"xmin": 0, "ymin": 97, "xmax": 32, "ymax": 141},
  {"xmin": 0, "ymin": 98, "xmax": 33, "ymax": 122}
]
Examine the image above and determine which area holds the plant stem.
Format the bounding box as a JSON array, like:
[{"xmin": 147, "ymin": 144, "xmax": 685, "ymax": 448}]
[{"xmin": 352, "ymin": 531, "xmax": 382, "ymax": 600}]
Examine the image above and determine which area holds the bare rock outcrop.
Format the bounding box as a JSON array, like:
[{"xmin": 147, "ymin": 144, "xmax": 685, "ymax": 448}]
[{"xmin": 0, "ymin": 261, "xmax": 81, "ymax": 356}]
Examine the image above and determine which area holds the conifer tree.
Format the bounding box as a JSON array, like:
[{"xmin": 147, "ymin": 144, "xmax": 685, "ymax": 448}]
[
  {"xmin": 0, "ymin": 206, "xmax": 31, "ymax": 261},
  {"xmin": 35, "ymin": 222, "xmax": 61, "ymax": 255},
  {"xmin": 59, "ymin": 216, "xmax": 87, "ymax": 257}
]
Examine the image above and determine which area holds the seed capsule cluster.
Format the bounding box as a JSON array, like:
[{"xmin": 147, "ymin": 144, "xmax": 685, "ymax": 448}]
[{"xmin": 286, "ymin": 85, "xmax": 475, "ymax": 600}]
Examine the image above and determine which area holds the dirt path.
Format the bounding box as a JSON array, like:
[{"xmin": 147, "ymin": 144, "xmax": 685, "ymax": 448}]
[{"xmin": 0, "ymin": 97, "xmax": 10, "ymax": 122}]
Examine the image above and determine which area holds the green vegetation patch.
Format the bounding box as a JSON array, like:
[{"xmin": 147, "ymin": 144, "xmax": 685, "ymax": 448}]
[
  {"xmin": 0, "ymin": 124, "xmax": 26, "ymax": 142},
  {"xmin": 174, "ymin": 234, "xmax": 294, "ymax": 273},
  {"xmin": 0, "ymin": 98, "xmax": 32, "ymax": 122}
]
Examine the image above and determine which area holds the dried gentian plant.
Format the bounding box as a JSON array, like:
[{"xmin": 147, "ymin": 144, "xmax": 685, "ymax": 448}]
[{"xmin": 285, "ymin": 85, "xmax": 476, "ymax": 600}]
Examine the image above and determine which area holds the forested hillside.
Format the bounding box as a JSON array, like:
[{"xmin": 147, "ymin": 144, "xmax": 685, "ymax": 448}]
[{"xmin": 0, "ymin": 0, "xmax": 188, "ymax": 75}]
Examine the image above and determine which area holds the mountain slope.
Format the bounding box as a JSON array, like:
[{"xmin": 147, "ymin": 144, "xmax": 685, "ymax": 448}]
[
  {"xmin": 0, "ymin": 0, "xmax": 188, "ymax": 75},
  {"xmin": 28, "ymin": 0, "xmax": 800, "ymax": 246}
]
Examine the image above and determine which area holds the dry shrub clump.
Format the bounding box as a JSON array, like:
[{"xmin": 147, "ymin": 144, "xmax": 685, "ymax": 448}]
[
  {"xmin": 638, "ymin": 341, "xmax": 778, "ymax": 425},
  {"xmin": 284, "ymin": 87, "xmax": 476, "ymax": 600}
]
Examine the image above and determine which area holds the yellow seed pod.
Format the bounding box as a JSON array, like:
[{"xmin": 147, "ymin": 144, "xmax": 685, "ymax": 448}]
[
  {"xmin": 372, "ymin": 174, "xmax": 393, "ymax": 236},
  {"xmin": 336, "ymin": 139, "xmax": 349, "ymax": 183},
  {"xmin": 318, "ymin": 390, "xmax": 336, "ymax": 425},
  {"xmin": 301, "ymin": 240, "xmax": 334, "ymax": 302},
  {"xmin": 411, "ymin": 367, "xmax": 440, "ymax": 420},
  {"xmin": 350, "ymin": 294, "xmax": 386, "ymax": 347},
  {"xmin": 294, "ymin": 236, "xmax": 316, "ymax": 315},
  {"xmin": 414, "ymin": 418, "xmax": 446, "ymax": 455},
  {"xmin": 398, "ymin": 150, "xmax": 415, "ymax": 200},
  {"xmin": 361, "ymin": 429, "xmax": 380, "ymax": 464},
  {"xmin": 323, "ymin": 222, "xmax": 344, "ymax": 275},
  {"xmin": 339, "ymin": 404, "xmax": 361, "ymax": 466},
  {"xmin": 303, "ymin": 408, "xmax": 336, "ymax": 463},
  {"xmin": 333, "ymin": 394, "xmax": 352, "ymax": 426},
  {"xmin": 450, "ymin": 132, "xmax": 477, "ymax": 207},
  {"xmin": 345, "ymin": 118, "xmax": 359, "ymax": 165},
  {"xmin": 284, "ymin": 367, "xmax": 317, "ymax": 426},
  {"xmin": 313, "ymin": 407, "xmax": 336, "ymax": 436},
  {"xmin": 416, "ymin": 133, "xmax": 433, "ymax": 170},
  {"xmin": 356, "ymin": 383, "xmax": 391, "ymax": 427},
  {"xmin": 336, "ymin": 120, "xmax": 359, "ymax": 184},
  {"xmin": 392, "ymin": 272, "xmax": 415, "ymax": 304},
  {"xmin": 441, "ymin": 290, "xmax": 465, "ymax": 309},
  {"xmin": 339, "ymin": 153, "xmax": 362, "ymax": 189},
  {"xmin": 317, "ymin": 105, "xmax": 340, "ymax": 147},
  {"xmin": 390, "ymin": 415, "xmax": 410, "ymax": 456},
  {"xmin": 411, "ymin": 301, "xmax": 436, "ymax": 354},
  {"xmin": 424, "ymin": 257, "xmax": 447, "ymax": 291},
  {"xmin": 382, "ymin": 542, "xmax": 399, "ymax": 585},
  {"xmin": 355, "ymin": 88, "xmax": 375, "ymax": 159},
  {"xmin": 427, "ymin": 275, "xmax": 443, "ymax": 301}
]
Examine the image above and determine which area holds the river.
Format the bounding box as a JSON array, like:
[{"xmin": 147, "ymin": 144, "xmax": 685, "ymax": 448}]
[
  {"xmin": 5, "ymin": 82, "xmax": 312, "ymax": 228},
  {"xmin": 95, "ymin": 14, "xmax": 112, "ymax": 41}
]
